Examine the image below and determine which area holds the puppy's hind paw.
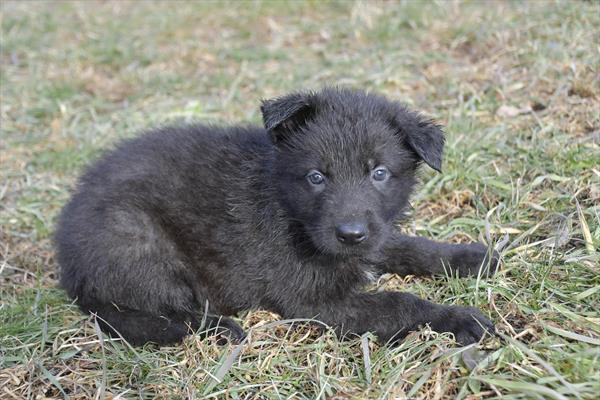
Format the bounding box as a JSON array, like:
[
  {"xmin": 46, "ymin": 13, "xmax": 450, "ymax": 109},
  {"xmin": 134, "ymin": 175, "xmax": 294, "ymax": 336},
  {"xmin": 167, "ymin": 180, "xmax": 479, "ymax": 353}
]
[{"xmin": 203, "ymin": 316, "xmax": 247, "ymax": 345}]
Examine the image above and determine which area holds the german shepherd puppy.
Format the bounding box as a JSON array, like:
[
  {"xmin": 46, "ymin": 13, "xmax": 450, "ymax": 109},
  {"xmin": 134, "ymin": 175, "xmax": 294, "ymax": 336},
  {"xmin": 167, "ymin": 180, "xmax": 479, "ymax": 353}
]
[{"xmin": 55, "ymin": 88, "xmax": 498, "ymax": 345}]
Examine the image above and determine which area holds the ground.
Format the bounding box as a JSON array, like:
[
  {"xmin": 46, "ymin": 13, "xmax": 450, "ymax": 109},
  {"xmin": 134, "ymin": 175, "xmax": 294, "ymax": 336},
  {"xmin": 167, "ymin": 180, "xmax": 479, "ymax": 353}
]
[{"xmin": 1, "ymin": 1, "xmax": 599, "ymax": 399}]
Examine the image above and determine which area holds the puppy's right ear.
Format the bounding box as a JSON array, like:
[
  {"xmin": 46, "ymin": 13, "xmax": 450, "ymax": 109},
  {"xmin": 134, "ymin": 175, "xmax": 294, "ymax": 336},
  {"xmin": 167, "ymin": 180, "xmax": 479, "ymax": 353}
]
[{"xmin": 261, "ymin": 92, "xmax": 316, "ymax": 143}]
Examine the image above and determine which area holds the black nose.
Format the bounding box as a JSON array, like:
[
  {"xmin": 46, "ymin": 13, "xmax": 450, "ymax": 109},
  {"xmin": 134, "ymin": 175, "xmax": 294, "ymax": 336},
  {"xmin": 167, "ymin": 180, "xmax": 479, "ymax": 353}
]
[{"xmin": 335, "ymin": 223, "xmax": 367, "ymax": 245}]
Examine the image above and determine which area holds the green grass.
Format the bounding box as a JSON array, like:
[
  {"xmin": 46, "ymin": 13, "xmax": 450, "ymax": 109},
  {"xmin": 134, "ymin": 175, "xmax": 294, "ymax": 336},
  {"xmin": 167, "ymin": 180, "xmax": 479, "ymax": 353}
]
[{"xmin": 1, "ymin": 1, "xmax": 599, "ymax": 398}]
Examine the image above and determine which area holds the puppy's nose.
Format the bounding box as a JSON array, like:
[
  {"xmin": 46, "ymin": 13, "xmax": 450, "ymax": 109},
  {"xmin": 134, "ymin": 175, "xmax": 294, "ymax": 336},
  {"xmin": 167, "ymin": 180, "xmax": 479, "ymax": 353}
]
[{"xmin": 335, "ymin": 223, "xmax": 367, "ymax": 245}]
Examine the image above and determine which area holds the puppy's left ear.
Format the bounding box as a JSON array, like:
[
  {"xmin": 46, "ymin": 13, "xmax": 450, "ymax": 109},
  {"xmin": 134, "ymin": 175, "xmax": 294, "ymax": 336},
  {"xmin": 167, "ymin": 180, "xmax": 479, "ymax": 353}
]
[{"xmin": 393, "ymin": 108, "xmax": 445, "ymax": 172}]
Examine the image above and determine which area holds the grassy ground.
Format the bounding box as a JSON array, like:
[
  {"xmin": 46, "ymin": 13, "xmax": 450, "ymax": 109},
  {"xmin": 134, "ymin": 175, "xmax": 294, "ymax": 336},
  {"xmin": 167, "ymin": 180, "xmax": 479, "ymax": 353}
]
[{"xmin": 1, "ymin": 1, "xmax": 599, "ymax": 399}]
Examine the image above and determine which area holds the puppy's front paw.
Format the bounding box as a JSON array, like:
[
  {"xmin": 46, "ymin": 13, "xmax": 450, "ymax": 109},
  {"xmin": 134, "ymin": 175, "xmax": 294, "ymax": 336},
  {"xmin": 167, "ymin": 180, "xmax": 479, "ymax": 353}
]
[
  {"xmin": 450, "ymin": 243, "xmax": 499, "ymax": 277},
  {"xmin": 432, "ymin": 305, "xmax": 495, "ymax": 345}
]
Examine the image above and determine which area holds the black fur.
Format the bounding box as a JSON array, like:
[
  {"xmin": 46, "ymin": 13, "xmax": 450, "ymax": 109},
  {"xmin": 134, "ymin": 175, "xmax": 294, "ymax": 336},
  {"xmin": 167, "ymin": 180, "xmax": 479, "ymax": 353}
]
[{"xmin": 55, "ymin": 87, "xmax": 499, "ymax": 346}]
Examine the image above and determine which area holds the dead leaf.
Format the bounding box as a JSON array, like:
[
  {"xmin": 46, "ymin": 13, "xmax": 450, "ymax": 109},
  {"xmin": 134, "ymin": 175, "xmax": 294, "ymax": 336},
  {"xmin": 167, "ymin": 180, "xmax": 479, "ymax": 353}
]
[{"xmin": 496, "ymin": 104, "xmax": 531, "ymax": 118}]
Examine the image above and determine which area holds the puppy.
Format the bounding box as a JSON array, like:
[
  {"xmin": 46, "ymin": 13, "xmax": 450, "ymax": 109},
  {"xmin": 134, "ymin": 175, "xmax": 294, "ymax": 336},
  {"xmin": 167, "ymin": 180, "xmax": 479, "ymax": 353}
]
[{"xmin": 55, "ymin": 87, "xmax": 498, "ymax": 345}]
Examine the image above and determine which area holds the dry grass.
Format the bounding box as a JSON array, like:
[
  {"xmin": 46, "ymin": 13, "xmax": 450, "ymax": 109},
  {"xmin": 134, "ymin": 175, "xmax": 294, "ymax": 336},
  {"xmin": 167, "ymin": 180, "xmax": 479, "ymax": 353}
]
[{"xmin": 1, "ymin": 1, "xmax": 599, "ymax": 399}]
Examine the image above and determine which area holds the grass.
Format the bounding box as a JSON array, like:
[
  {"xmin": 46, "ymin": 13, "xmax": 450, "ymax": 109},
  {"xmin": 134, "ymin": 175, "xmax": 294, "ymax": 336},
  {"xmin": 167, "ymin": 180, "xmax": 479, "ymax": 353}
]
[{"xmin": 1, "ymin": 0, "xmax": 599, "ymax": 398}]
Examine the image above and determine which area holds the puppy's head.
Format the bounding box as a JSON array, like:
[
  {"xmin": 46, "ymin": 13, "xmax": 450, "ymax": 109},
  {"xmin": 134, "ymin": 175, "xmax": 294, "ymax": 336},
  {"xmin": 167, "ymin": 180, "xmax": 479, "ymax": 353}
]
[{"xmin": 261, "ymin": 87, "xmax": 444, "ymax": 258}]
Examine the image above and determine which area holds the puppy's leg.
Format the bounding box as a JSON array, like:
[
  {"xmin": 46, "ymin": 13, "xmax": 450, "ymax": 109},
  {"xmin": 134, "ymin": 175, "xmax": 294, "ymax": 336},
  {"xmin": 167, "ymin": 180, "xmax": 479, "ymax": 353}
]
[
  {"xmin": 72, "ymin": 259, "xmax": 246, "ymax": 345},
  {"xmin": 58, "ymin": 207, "xmax": 246, "ymax": 346},
  {"xmin": 288, "ymin": 292, "xmax": 494, "ymax": 345},
  {"xmin": 379, "ymin": 232, "xmax": 499, "ymax": 277}
]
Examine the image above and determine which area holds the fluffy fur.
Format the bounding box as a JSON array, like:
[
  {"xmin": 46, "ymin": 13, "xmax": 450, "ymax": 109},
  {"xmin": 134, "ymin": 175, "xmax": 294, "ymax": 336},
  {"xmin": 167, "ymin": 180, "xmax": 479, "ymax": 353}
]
[{"xmin": 55, "ymin": 87, "xmax": 498, "ymax": 346}]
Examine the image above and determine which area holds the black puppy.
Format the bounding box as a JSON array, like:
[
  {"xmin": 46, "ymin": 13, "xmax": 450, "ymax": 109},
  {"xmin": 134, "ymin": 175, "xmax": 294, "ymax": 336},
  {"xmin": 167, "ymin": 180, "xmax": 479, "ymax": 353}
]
[{"xmin": 55, "ymin": 87, "xmax": 498, "ymax": 346}]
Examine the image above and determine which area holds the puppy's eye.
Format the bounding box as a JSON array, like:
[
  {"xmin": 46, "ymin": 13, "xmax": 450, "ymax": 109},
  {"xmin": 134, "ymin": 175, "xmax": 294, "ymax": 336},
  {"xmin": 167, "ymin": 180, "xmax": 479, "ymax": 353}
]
[
  {"xmin": 372, "ymin": 166, "xmax": 389, "ymax": 182},
  {"xmin": 307, "ymin": 170, "xmax": 325, "ymax": 185}
]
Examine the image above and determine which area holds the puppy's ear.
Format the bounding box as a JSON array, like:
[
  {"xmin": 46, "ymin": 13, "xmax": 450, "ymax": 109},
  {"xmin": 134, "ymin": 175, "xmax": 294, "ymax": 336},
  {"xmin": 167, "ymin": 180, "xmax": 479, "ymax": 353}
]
[
  {"xmin": 261, "ymin": 92, "xmax": 316, "ymax": 143},
  {"xmin": 392, "ymin": 108, "xmax": 445, "ymax": 172}
]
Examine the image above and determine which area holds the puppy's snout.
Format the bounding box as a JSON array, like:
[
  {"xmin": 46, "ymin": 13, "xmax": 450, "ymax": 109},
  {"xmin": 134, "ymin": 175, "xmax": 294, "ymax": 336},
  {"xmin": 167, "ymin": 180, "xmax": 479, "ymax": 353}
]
[{"xmin": 335, "ymin": 223, "xmax": 368, "ymax": 245}]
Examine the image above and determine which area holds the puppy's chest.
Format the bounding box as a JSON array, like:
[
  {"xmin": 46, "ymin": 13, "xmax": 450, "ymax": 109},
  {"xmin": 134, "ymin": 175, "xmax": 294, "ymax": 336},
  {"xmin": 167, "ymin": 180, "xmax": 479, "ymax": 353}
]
[
  {"xmin": 295, "ymin": 258, "xmax": 383, "ymax": 295},
  {"xmin": 335, "ymin": 260, "xmax": 383, "ymax": 287},
  {"xmin": 362, "ymin": 267, "xmax": 381, "ymax": 284}
]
